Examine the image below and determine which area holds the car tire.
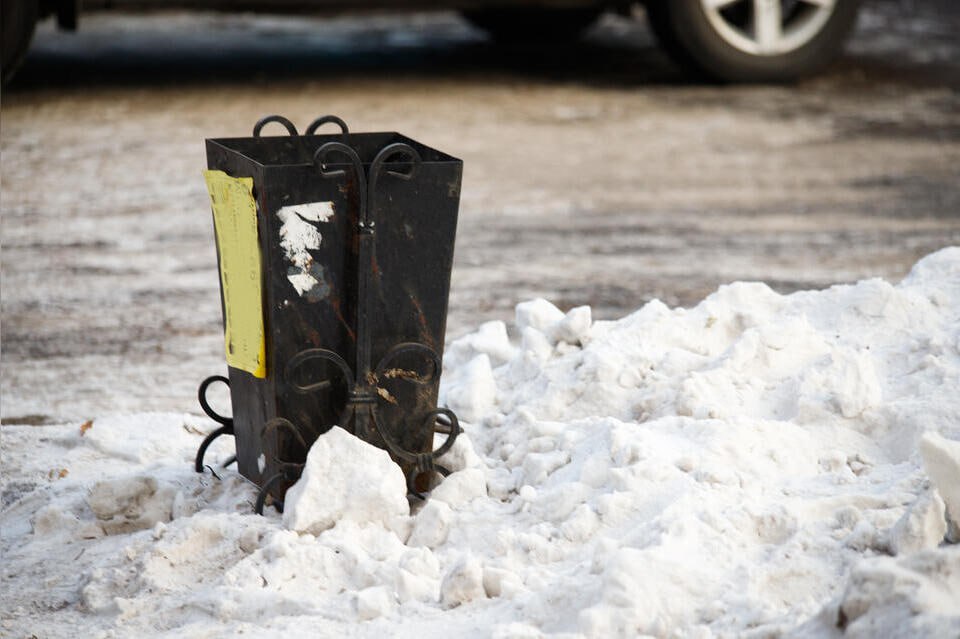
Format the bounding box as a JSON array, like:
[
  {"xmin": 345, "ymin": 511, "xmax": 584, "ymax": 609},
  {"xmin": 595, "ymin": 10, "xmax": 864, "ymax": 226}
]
[
  {"xmin": 645, "ymin": 0, "xmax": 861, "ymax": 82},
  {"xmin": 462, "ymin": 6, "xmax": 602, "ymax": 43},
  {"xmin": 2, "ymin": 0, "xmax": 38, "ymax": 86}
]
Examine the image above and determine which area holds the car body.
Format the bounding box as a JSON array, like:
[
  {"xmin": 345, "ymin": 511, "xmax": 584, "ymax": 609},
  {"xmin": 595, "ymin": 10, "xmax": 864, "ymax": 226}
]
[{"xmin": 2, "ymin": 0, "xmax": 863, "ymax": 84}]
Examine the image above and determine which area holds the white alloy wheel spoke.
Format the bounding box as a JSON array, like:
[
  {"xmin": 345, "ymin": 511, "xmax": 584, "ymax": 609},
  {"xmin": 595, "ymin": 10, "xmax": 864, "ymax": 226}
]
[
  {"xmin": 703, "ymin": 0, "xmax": 741, "ymax": 8},
  {"xmin": 754, "ymin": 0, "xmax": 783, "ymax": 53},
  {"xmin": 700, "ymin": 0, "xmax": 837, "ymax": 56}
]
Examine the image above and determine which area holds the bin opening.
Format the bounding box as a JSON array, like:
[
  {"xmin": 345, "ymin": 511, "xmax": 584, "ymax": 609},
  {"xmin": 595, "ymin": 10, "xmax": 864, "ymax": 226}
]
[{"xmin": 208, "ymin": 132, "xmax": 458, "ymax": 169}]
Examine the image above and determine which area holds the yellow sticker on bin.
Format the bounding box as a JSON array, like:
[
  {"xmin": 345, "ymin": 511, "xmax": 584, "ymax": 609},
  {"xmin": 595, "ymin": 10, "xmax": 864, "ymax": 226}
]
[{"xmin": 203, "ymin": 170, "xmax": 267, "ymax": 379}]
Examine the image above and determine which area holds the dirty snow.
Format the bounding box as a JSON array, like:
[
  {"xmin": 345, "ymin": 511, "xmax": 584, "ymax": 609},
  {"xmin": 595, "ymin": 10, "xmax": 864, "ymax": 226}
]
[{"xmin": 2, "ymin": 248, "xmax": 960, "ymax": 638}]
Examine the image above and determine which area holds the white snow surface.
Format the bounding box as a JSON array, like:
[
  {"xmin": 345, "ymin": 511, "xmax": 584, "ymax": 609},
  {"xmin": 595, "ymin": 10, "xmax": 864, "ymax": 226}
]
[{"xmin": 3, "ymin": 249, "xmax": 960, "ymax": 638}]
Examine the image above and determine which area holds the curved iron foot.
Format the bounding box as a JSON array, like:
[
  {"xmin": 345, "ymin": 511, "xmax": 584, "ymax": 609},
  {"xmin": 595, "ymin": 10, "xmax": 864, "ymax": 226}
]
[
  {"xmin": 255, "ymin": 471, "xmax": 289, "ymax": 515},
  {"xmin": 194, "ymin": 375, "xmax": 235, "ymax": 473},
  {"xmin": 195, "ymin": 425, "xmax": 235, "ymax": 473},
  {"xmin": 406, "ymin": 461, "xmax": 453, "ymax": 500}
]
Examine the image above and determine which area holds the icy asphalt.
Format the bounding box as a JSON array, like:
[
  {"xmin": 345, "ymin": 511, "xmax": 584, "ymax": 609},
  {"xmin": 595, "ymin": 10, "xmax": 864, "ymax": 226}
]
[{"xmin": 2, "ymin": 0, "xmax": 959, "ymax": 421}]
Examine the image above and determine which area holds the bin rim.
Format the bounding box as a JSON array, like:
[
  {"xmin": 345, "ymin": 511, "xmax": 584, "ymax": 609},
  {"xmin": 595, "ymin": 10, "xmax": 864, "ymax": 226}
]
[{"xmin": 205, "ymin": 131, "xmax": 462, "ymax": 170}]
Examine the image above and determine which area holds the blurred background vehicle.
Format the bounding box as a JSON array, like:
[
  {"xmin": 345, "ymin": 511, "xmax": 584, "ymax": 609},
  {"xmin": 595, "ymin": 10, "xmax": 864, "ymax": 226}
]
[{"xmin": 2, "ymin": 0, "xmax": 862, "ymax": 85}]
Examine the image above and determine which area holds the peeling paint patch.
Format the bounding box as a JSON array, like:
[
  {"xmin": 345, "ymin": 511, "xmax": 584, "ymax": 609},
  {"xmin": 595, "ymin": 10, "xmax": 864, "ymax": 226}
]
[
  {"xmin": 277, "ymin": 201, "xmax": 334, "ymax": 297},
  {"xmin": 287, "ymin": 271, "xmax": 319, "ymax": 297},
  {"xmin": 285, "ymin": 262, "xmax": 332, "ymax": 302}
]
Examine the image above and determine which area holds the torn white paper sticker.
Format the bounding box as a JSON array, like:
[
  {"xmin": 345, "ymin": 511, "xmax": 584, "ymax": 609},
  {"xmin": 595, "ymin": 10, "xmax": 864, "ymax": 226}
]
[{"xmin": 277, "ymin": 201, "xmax": 335, "ymax": 296}]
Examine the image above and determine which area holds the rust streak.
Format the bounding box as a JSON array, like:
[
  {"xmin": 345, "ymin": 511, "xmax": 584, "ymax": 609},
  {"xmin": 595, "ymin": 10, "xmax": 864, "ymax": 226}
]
[
  {"xmin": 381, "ymin": 367, "xmax": 426, "ymax": 383},
  {"xmin": 329, "ymin": 295, "xmax": 356, "ymax": 341},
  {"xmin": 409, "ymin": 293, "xmax": 434, "ymax": 349},
  {"xmin": 376, "ymin": 387, "xmax": 398, "ymax": 404}
]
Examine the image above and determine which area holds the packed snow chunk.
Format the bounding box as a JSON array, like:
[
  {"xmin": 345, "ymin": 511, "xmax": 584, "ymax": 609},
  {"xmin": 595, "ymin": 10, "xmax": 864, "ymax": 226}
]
[
  {"xmin": 356, "ymin": 585, "xmax": 396, "ymax": 620},
  {"xmin": 436, "ymin": 428, "xmax": 484, "ymax": 474},
  {"xmin": 888, "ymin": 488, "xmax": 947, "ymax": 555},
  {"xmin": 836, "ymin": 546, "xmax": 960, "ymax": 639},
  {"xmin": 444, "ymin": 320, "xmax": 515, "ymax": 369},
  {"xmin": 442, "ymin": 354, "xmax": 497, "ymax": 422},
  {"xmin": 429, "ymin": 467, "xmax": 487, "ymax": 507},
  {"xmin": 796, "ymin": 349, "xmax": 884, "ymax": 422},
  {"xmin": 516, "ymin": 300, "xmax": 592, "ymax": 347},
  {"xmin": 86, "ymin": 475, "xmax": 176, "ymax": 534},
  {"xmin": 441, "ymin": 555, "xmax": 486, "ymax": 608},
  {"xmin": 520, "ymin": 326, "xmax": 553, "ymax": 363},
  {"xmin": 396, "ymin": 548, "xmax": 442, "ymax": 604},
  {"xmin": 515, "ymin": 298, "xmax": 565, "ymax": 333},
  {"xmin": 407, "ymin": 500, "xmax": 452, "ymax": 549},
  {"xmin": 580, "ymin": 546, "xmax": 718, "ymax": 637},
  {"xmin": 217, "ymin": 520, "xmax": 418, "ymax": 622},
  {"xmin": 549, "ymin": 305, "xmax": 592, "ymax": 345},
  {"xmin": 482, "ymin": 565, "xmax": 523, "ymax": 599},
  {"xmin": 282, "ymin": 427, "xmax": 409, "ymax": 536},
  {"xmin": 920, "ymin": 432, "xmax": 960, "ymax": 542},
  {"xmin": 32, "ymin": 505, "xmax": 81, "ymax": 537}
]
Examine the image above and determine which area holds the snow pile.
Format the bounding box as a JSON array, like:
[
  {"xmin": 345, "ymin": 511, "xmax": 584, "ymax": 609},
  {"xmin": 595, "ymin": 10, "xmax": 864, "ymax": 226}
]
[{"xmin": 3, "ymin": 249, "xmax": 960, "ymax": 638}]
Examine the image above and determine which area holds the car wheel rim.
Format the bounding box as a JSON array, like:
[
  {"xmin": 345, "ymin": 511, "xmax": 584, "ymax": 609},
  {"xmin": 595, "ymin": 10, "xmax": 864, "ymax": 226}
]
[{"xmin": 699, "ymin": 0, "xmax": 837, "ymax": 56}]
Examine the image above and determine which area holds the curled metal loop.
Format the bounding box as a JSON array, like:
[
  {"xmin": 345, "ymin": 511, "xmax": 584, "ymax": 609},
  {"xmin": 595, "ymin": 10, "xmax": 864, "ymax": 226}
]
[
  {"xmin": 195, "ymin": 375, "xmax": 236, "ymax": 473},
  {"xmin": 263, "ymin": 417, "xmax": 309, "ymax": 452},
  {"xmin": 194, "ymin": 424, "xmax": 234, "ymax": 473},
  {"xmin": 314, "ymin": 142, "xmax": 368, "ymax": 225},
  {"xmin": 365, "ymin": 142, "xmax": 420, "ymax": 236},
  {"xmin": 422, "ymin": 408, "xmax": 460, "ymax": 459},
  {"xmin": 256, "ymin": 418, "xmax": 309, "ymax": 509},
  {"xmin": 252, "ymin": 115, "xmax": 299, "ymax": 137},
  {"xmin": 285, "ymin": 347, "xmax": 355, "ymax": 394},
  {"xmin": 313, "ymin": 141, "xmax": 364, "ymax": 180},
  {"xmin": 369, "ymin": 406, "xmax": 459, "ymax": 469},
  {"xmin": 369, "ymin": 142, "xmax": 421, "ymax": 192},
  {"xmin": 198, "ymin": 375, "xmax": 232, "ymax": 426},
  {"xmin": 433, "ymin": 411, "xmax": 456, "ymax": 435},
  {"xmin": 388, "ymin": 406, "xmax": 459, "ymax": 498},
  {"xmin": 255, "ymin": 472, "xmax": 288, "ymax": 515},
  {"xmin": 305, "ymin": 115, "xmax": 349, "ymax": 136},
  {"xmin": 374, "ymin": 342, "xmax": 441, "ymax": 385}
]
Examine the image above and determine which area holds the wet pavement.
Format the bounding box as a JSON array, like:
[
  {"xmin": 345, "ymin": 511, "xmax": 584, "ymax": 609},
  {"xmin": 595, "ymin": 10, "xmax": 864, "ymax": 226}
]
[{"xmin": 2, "ymin": 0, "xmax": 959, "ymax": 421}]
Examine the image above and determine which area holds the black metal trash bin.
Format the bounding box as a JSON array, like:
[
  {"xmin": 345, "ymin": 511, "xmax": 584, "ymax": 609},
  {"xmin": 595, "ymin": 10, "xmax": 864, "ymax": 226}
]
[{"xmin": 194, "ymin": 115, "xmax": 462, "ymax": 512}]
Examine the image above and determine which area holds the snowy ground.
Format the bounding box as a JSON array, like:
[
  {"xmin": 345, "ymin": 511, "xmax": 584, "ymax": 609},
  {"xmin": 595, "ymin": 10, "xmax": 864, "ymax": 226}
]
[{"xmin": 2, "ymin": 250, "xmax": 959, "ymax": 638}]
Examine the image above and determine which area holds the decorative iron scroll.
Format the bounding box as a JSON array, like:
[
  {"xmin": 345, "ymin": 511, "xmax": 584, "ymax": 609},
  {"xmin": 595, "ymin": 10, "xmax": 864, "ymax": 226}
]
[{"xmin": 194, "ymin": 374, "xmax": 237, "ymax": 474}]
